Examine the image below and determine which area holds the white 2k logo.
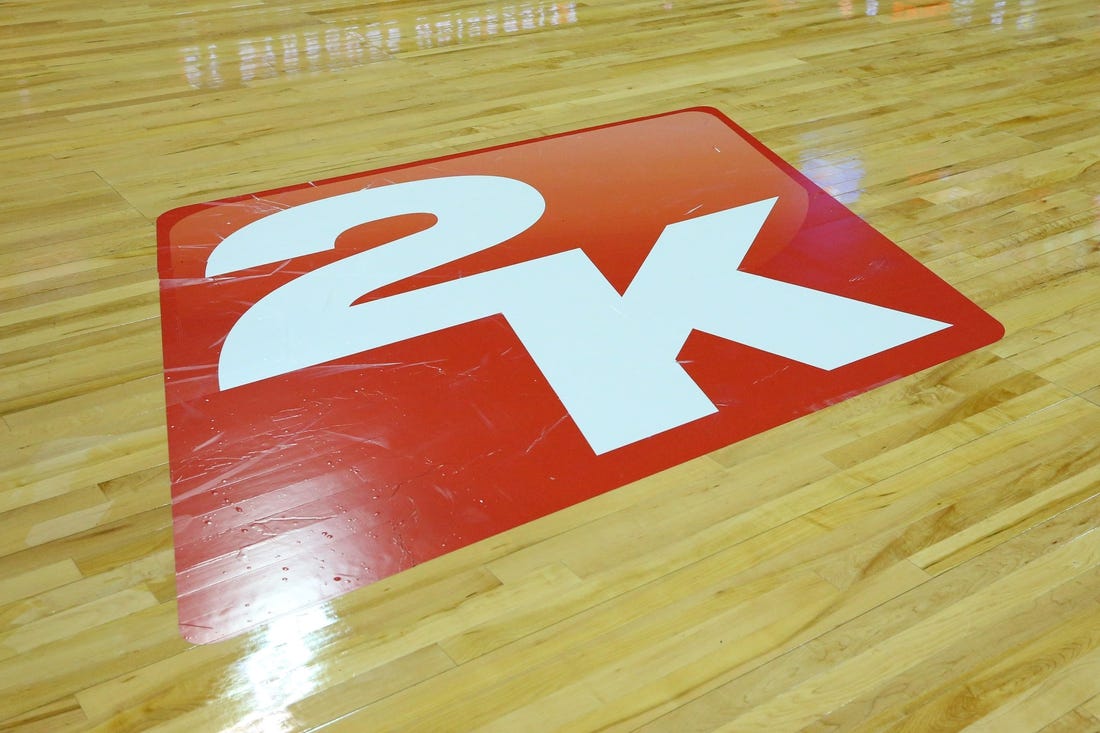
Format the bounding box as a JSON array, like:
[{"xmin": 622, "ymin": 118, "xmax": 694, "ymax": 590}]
[{"xmin": 208, "ymin": 176, "xmax": 949, "ymax": 454}]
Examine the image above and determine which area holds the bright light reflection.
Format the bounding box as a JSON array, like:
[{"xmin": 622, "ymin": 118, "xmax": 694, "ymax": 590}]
[
  {"xmin": 1016, "ymin": 0, "xmax": 1036, "ymax": 28},
  {"xmin": 225, "ymin": 710, "xmax": 295, "ymax": 733},
  {"xmin": 223, "ymin": 604, "xmax": 336, "ymax": 731},
  {"xmin": 179, "ymin": 2, "xmax": 579, "ymax": 89},
  {"xmin": 991, "ymin": 0, "xmax": 1007, "ymax": 26},
  {"xmin": 817, "ymin": 0, "xmax": 1042, "ymax": 25},
  {"xmin": 799, "ymin": 141, "xmax": 866, "ymax": 205}
]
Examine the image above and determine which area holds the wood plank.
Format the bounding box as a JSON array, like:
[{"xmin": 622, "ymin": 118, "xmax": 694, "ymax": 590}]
[
  {"xmin": 1, "ymin": 0, "xmax": 1098, "ymax": 731},
  {"xmin": 636, "ymin": 494, "xmax": 1100, "ymax": 732}
]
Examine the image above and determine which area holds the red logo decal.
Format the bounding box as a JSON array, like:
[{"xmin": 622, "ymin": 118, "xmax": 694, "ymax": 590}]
[{"xmin": 158, "ymin": 108, "xmax": 1003, "ymax": 642}]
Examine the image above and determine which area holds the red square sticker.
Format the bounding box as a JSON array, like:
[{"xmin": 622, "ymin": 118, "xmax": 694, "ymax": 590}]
[{"xmin": 158, "ymin": 108, "xmax": 1003, "ymax": 643}]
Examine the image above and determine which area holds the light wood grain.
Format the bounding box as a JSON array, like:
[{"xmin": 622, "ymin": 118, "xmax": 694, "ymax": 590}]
[{"xmin": 2, "ymin": 0, "xmax": 1098, "ymax": 730}]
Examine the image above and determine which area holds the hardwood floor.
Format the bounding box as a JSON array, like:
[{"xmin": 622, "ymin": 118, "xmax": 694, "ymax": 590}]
[{"xmin": 1, "ymin": 0, "xmax": 1098, "ymax": 730}]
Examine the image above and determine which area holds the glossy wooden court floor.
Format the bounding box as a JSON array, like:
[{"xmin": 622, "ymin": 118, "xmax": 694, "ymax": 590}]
[{"xmin": 2, "ymin": 0, "xmax": 1099, "ymax": 731}]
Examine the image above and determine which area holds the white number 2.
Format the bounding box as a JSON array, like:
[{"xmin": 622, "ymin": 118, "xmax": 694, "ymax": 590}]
[{"xmin": 207, "ymin": 175, "xmax": 948, "ymax": 454}]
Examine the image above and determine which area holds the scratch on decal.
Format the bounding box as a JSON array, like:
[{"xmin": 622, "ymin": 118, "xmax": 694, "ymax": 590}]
[
  {"xmin": 318, "ymin": 429, "xmax": 390, "ymax": 449},
  {"xmin": 524, "ymin": 415, "xmax": 567, "ymax": 454},
  {"xmin": 193, "ymin": 432, "xmax": 226, "ymax": 451},
  {"xmin": 249, "ymin": 195, "xmax": 292, "ymax": 211},
  {"xmin": 750, "ymin": 365, "xmax": 792, "ymax": 386},
  {"xmin": 392, "ymin": 358, "xmax": 448, "ymax": 375},
  {"xmin": 271, "ymin": 409, "xmax": 308, "ymax": 423},
  {"xmin": 252, "ymin": 515, "xmax": 336, "ymax": 525},
  {"xmin": 471, "ymin": 403, "xmax": 496, "ymax": 430}
]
